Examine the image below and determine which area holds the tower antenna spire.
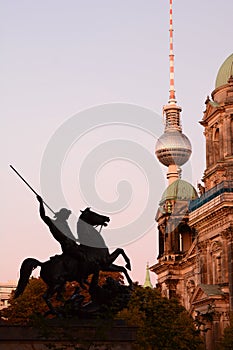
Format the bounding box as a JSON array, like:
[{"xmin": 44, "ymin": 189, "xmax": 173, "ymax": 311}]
[{"xmin": 169, "ymin": 0, "xmax": 176, "ymax": 103}]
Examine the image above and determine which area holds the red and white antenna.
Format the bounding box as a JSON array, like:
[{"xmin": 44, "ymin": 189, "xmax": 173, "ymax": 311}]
[{"xmin": 168, "ymin": 0, "xmax": 176, "ymax": 103}]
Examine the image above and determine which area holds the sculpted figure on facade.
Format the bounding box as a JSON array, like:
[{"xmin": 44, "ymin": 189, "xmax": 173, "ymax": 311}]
[
  {"xmin": 197, "ymin": 183, "xmax": 205, "ymax": 196},
  {"xmin": 186, "ymin": 279, "xmax": 195, "ymax": 301}
]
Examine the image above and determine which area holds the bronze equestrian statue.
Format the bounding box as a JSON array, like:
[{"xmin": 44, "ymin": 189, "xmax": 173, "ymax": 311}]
[{"xmin": 14, "ymin": 195, "xmax": 132, "ymax": 315}]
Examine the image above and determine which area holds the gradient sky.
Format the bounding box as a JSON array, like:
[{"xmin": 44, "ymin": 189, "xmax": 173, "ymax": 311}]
[{"xmin": 1, "ymin": 0, "xmax": 233, "ymax": 286}]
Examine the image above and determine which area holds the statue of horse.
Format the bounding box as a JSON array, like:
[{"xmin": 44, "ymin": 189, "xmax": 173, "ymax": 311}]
[{"xmin": 14, "ymin": 208, "xmax": 132, "ymax": 316}]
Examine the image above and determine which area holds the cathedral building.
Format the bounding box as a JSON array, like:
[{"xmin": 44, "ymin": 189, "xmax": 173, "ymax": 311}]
[{"xmin": 150, "ymin": 1, "xmax": 233, "ymax": 349}]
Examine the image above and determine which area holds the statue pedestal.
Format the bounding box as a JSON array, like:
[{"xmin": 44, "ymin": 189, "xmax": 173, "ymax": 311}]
[{"xmin": 0, "ymin": 319, "xmax": 137, "ymax": 350}]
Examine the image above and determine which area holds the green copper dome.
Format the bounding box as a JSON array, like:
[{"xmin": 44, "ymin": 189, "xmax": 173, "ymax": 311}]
[
  {"xmin": 215, "ymin": 53, "xmax": 233, "ymax": 89},
  {"xmin": 160, "ymin": 179, "xmax": 198, "ymax": 205}
]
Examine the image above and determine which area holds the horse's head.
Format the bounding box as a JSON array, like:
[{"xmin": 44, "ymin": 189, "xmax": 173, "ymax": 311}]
[{"xmin": 79, "ymin": 208, "xmax": 110, "ymax": 227}]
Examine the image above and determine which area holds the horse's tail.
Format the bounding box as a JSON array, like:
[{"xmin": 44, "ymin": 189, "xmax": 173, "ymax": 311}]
[{"xmin": 14, "ymin": 258, "xmax": 42, "ymax": 298}]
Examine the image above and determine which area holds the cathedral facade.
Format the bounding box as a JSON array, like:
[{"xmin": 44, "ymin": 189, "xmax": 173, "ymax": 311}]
[{"xmin": 151, "ymin": 54, "xmax": 233, "ymax": 350}]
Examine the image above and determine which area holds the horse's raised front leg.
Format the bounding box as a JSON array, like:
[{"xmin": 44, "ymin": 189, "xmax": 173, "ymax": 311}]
[
  {"xmin": 108, "ymin": 248, "xmax": 131, "ymax": 271},
  {"xmin": 103, "ymin": 263, "xmax": 132, "ymax": 286}
]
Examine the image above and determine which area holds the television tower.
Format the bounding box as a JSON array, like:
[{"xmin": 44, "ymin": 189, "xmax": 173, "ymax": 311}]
[{"xmin": 155, "ymin": 0, "xmax": 191, "ymax": 184}]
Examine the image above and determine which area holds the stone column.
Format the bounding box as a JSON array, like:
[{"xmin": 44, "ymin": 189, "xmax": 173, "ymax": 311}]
[
  {"xmin": 208, "ymin": 127, "xmax": 214, "ymax": 166},
  {"xmin": 224, "ymin": 226, "xmax": 233, "ymax": 311},
  {"xmin": 219, "ymin": 117, "xmax": 224, "ymax": 160},
  {"xmin": 222, "ymin": 113, "xmax": 229, "ymax": 157},
  {"xmin": 204, "ymin": 129, "xmax": 210, "ymax": 167},
  {"xmin": 206, "ymin": 242, "xmax": 212, "ymax": 284},
  {"xmin": 220, "ymin": 232, "xmax": 228, "ymax": 284},
  {"xmin": 226, "ymin": 115, "xmax": 232, "ymax": 156}
]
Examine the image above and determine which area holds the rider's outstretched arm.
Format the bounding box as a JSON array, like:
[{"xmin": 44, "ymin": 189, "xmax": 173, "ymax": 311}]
[{"xmin": 36, "ymin": 195, "xmax": 49, "ymax": 224}]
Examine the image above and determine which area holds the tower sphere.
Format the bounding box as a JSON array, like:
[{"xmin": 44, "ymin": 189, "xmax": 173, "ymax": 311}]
[{"xmin": 155, "ymin": 130, "xmax": 192, "ymax": 167}]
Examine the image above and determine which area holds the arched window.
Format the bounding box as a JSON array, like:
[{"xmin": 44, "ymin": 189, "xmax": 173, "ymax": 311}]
[
  {"xmin": 178, "ymin": 223, "xmax": 192, "ymax": 252},
  {"xmin": 158, "ymin": 226, "xmax": 165, "ymax": 257},
  {"xmin": 210, "ymin": 241, "xmax": 222, "ymax": 284}
]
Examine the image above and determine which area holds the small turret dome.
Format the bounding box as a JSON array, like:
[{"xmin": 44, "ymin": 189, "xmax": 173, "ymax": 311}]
[
  {"xmin": 155, "ymin": 131, "xmax": 192, "ymax": 167},
  {"xmin": 215, "ymin": 53, "xmax": 233, "ymax": 89},
  {"xmin": 160, "ymin": 179, "xmax": 198, "ymax": 205}
]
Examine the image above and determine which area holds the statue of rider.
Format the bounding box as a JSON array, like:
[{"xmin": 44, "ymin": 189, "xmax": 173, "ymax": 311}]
[
  {"xmin": 36, "ymin": 195, "xmax": 108, "ymax": 261},
  {"xmin": 36, "ymin": 195, "xmax": 78, "ymax": 255}
]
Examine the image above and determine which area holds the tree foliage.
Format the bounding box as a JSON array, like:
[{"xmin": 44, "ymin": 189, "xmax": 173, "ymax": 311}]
[
  {"xmin": 1, "ymin": 277, "xmax": 205, "ymax": 349},
  {"xmin": 119, "ymin": 285, "xmax": 204, "ymax": 350},
  {"xmin": 0, "ymin": 272, "xmax": 123, "ymax": 324},
  {"xmin": 1, "ymin": 277, "xmax": 47, "ymax": 324}
]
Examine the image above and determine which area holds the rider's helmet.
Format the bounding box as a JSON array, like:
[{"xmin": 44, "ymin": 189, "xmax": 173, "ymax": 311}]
[{"xmin": 54, "ymin": 208, "xmax": 71, "ymax": 220}]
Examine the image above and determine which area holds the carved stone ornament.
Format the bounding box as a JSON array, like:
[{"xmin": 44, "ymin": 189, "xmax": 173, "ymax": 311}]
[{"xmin": 222, "ymin": 225, "xmax": 233, "ymax": 241}]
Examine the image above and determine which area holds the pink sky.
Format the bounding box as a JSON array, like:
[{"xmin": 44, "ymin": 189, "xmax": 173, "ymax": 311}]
[{"xmin": 1, "ymin": 0, "xmax": 233, "ymax": 286}]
